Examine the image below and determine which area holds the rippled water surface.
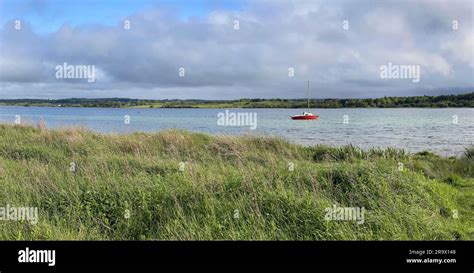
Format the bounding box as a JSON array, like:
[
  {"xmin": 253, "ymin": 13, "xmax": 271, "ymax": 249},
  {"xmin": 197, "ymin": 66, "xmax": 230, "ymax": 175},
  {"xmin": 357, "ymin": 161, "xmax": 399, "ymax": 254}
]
[{"xmin": 1, "ymin": 107, "xmax": 472, "ymax": 156}]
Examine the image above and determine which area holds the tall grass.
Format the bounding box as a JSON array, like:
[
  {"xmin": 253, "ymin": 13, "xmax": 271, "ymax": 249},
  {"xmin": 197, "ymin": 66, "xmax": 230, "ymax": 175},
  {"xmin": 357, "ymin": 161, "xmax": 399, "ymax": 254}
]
[
  {"xmin": 464, "ymin": 147, "xmax": 474, "ymax": 161},
  {"xmin": 0, "ymin": 124, "xmax": 472, "ymax": 240}
]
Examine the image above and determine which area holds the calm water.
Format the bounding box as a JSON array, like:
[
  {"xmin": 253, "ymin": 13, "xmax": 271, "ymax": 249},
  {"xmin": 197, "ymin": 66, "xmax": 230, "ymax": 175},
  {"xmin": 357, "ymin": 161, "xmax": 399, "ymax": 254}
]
[{"xmin": 0, "ymin": 106, "xmax": 472, "ymax": 156}]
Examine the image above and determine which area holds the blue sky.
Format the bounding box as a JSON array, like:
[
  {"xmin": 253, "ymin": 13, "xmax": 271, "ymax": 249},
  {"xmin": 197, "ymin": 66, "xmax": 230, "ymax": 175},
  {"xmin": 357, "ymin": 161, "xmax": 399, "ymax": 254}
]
[
  {"xmin": 0, "ymin": 0, "xmax": 473, "ymax": 99},
  {"xmin": 0, "ymin": 0, "xmax": 244, "ymax": 33}
]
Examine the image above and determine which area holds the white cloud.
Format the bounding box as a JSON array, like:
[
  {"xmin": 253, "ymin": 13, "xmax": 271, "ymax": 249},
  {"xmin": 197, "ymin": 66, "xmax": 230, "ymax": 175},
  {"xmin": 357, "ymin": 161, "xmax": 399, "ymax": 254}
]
[{"xmin": 0, "ymin": 0, "xmax": 472, "ymax": 99}]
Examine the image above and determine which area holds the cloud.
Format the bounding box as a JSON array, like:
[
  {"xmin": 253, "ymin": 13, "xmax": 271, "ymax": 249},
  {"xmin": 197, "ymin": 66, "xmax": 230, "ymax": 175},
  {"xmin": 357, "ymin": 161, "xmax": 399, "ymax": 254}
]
[{"xmin": 0, "ymin": 0, "xmax": 473, "ymax": 99}]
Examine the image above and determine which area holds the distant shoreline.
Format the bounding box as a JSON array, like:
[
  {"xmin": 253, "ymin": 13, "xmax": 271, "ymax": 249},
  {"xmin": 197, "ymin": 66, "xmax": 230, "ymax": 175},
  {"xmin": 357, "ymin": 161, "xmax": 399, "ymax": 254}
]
[
  {"xmin": 1, "ymin": 105, "xmax": 473, "ymax": 110},
  {"xmin": 0, "ymin": 92, "xmax": 472, "ymax": 108}
]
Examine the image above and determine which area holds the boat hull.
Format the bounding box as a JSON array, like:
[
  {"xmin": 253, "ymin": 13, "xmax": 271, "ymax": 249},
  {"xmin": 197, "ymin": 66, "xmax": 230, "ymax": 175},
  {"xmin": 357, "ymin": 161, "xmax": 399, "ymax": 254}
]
[{"xmin": 291, "ymin": 115, "xmax": 319, "ymax": 120}]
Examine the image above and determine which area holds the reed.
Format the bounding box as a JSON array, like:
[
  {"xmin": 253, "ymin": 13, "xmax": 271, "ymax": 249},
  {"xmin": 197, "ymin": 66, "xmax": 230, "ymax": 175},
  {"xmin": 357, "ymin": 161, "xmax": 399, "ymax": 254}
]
[{"xmin": 0, "ymin": 124, "xmax": 472, "ymax": 240}]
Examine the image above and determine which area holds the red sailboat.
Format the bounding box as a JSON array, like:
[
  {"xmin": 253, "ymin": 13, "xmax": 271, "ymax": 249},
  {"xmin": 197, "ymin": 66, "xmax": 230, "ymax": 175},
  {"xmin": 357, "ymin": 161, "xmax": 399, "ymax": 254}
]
[
  {"xmin": 291, "ymin": 111, "xmax": 318, "ymax": 120},
  {"xmin": 291, "ymin": 80, "xmax": 319, "ymax": 120}
]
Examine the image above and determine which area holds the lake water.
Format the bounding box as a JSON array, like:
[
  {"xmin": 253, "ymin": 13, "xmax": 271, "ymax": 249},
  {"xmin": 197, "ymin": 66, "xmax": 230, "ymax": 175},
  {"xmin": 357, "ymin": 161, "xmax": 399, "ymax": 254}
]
[{"xmin": 0, "ymin": 106, "xmax": 472, "ymax": 156}]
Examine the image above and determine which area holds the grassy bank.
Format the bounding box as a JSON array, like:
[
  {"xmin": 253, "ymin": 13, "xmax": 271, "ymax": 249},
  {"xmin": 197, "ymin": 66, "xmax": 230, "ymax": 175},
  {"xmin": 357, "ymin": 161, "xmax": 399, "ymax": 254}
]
[
  {"xmin": 0, "ymin": 124, "xmax": 472, "ymax": 240},
  {"xmin": 1, "ymin": 92, "xmax": 473, "ymax": 108}
]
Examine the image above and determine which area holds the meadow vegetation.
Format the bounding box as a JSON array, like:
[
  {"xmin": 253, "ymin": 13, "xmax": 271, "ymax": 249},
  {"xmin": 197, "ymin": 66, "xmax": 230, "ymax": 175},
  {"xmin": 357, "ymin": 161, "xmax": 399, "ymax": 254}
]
[{"xmin": 0, "ymin": 124, "xmax": 472, "ymax": 240}]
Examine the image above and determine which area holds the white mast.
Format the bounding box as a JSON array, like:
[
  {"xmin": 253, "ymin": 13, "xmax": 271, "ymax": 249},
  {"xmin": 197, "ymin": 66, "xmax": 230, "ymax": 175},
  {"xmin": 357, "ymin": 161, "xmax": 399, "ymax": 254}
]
[{"xmin": 307, "ymin": 80, "xmax": 310, "ymax": 112}]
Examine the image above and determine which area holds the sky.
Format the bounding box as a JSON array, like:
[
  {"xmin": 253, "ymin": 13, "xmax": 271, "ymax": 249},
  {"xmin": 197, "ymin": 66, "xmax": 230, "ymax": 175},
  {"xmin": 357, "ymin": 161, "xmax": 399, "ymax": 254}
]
[{"xmin": 0, "ymin": 0, "xmax": 473, "ymax": 99}]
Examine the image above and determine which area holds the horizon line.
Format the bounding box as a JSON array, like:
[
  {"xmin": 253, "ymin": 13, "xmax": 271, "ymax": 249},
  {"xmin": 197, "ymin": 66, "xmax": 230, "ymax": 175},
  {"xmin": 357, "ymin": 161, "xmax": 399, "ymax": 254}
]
[{"xmin": 1, "ymin": 92, "xmax": 473, "ymax": 102}]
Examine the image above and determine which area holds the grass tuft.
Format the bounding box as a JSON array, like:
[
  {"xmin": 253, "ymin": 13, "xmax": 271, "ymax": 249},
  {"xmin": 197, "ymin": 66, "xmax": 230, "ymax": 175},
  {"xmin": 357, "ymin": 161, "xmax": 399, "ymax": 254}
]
[
  {"xmin": 0, "ymin": 124, "xmax": 472, "ymax": 240},
  {"xmin": 464, "ymin": 146, "xmax": 474, "ymax": 161}
]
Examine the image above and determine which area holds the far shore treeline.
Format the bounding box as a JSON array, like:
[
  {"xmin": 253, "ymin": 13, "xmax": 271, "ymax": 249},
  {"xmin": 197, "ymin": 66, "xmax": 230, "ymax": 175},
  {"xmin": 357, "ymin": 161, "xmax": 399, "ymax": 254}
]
[{"xmin": 0, "ymin": 92, "xmax": 472, "ymax": 108}]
